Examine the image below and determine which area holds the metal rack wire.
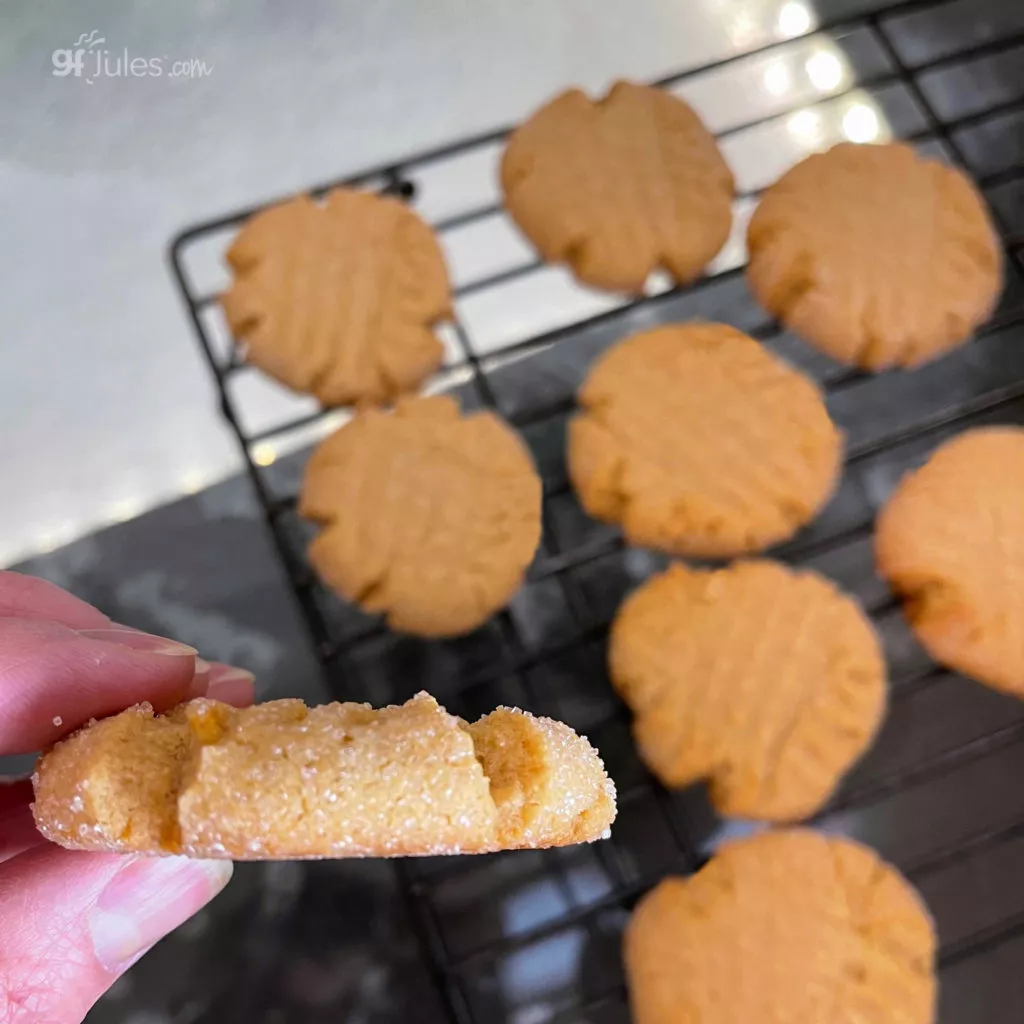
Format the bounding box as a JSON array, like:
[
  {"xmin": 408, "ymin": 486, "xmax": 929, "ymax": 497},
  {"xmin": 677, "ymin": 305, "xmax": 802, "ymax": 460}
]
[{"xmin": 170, "ymin": 1, "xmax": 1024, "ymax": 1019}]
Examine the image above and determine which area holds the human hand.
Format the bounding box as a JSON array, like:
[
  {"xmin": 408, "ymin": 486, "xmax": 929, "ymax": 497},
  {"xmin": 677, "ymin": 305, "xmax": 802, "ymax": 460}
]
[{"xmin": 0, "ymin": 571, "xmax": 255, "ymax": 1023}]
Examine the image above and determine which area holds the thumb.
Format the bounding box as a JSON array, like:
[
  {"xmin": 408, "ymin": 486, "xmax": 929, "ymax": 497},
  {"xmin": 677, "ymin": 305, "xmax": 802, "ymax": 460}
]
[{"xmin": 0, "ymin": 845, "xmax": 231, "ymax": 1023}]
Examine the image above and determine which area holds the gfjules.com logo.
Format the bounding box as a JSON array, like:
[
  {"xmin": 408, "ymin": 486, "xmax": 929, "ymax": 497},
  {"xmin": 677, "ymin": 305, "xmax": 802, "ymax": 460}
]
[{"xmin": 52, "ymin": 30, "xmax": 213, "ymax": 83}]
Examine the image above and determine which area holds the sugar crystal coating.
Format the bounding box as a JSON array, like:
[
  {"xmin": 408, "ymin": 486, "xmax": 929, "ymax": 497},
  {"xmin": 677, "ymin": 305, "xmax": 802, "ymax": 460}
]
[{"xmin": 32, "ymin": 692, "xmax": 616, "ymax": 859}]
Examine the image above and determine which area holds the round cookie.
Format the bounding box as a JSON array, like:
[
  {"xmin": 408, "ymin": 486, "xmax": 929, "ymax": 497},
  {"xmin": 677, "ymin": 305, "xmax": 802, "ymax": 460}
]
[
  {"xmin": 747, "ymin": 141, "xmax": 1002, "ymax": 371},
  {"xmin": 609, "ymin": 561, "xmax": 886, "ymax": 821},
  {"xmin": 221, "ymin": 187, "xmax": 451, "ymax": 406},
  {"xmin": 32, "ymin": 692, "xmax": 617, "ymax": 859},
  {"xmin": 501, "ymin": 80, "xmax": 734, "ymax": 293},
  {"xmin": 568, "ymin": 323, "xmax": 843, "ymax": 558},
  {"xmin": 300, "ymin": 395, "xmax": 542, "ymax": 637},
  {"xmin": 876, "ymin": 427, "xmax": 1024, "ymax": 696},
  {"xmin": 626, "ymin": 829, "xmax": 936, "ymax": 1024}
]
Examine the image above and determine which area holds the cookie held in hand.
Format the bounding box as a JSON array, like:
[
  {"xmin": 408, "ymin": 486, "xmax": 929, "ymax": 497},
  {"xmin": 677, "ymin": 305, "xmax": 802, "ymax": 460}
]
[{"xmin": 32, "ymin": 693, "xmax": 616, "ymax": 859}]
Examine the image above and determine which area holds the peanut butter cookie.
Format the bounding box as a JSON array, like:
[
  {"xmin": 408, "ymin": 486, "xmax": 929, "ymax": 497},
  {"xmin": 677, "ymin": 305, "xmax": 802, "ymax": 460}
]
[
  {"xmin": 501, "ymin": 81, "xmax": 734, "ymax": 292},
  {"xmin": 626, "ymin": 830, "xmax": 936, "ymax": 1024},
  {"xmin": 300, "ymin": 395, "xmax": 542, "ymax": 637},
  {"xmin": 221, "ymin": 187, "xmax": 451, "ymax": 406},
  {"xmin": 876, "ymin": 427, "xmax": 1024, "ymax": 696},
  {"xmin": 610, "ymin": 561, "xmax": 886, "ymax": 820},
  {"xmin": 33, "ymin": 693, "xmax": 617, "ymax": 859},
  {"xmin": 568, "ymin": 323, "xmax": 843, "ymax": 557},
  {"xmin": 747, "ymin": 142, "xmax": 1002, "ymax": 370}
]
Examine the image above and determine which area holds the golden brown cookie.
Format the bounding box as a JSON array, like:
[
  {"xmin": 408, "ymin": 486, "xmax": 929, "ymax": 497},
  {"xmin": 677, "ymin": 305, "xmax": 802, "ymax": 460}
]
[
  {"xmin": 300, "ymin": 395, "xmax": 542, "ymax": 637},
  {"xmin": 747, "ymin": 141, "xmax": 1002, "ymax": 371},
  {"xmin": 610, "ymin": 561, "xmax": 886, "ymax": 820},
  {"xmin": 876, "ymin": 427, "xmax": 1024, "ymax": 696},
  {"xmin": 626, "ymin": 829, "xmax": 936, "ymax": 1024},
  {"xmin": 32, "ymin": 692, "xmax": 616, "ymax": 859},
  {"xmin": 501, "ymin": 80, "xmax": 734, "ymax": 292},
  {"xmin": 221, "ymin": 187, "xmax": 451, "ymax": 406},
  {"xmin": 568, "ymin": 324, "xmax": 843, "ymax": 558}
]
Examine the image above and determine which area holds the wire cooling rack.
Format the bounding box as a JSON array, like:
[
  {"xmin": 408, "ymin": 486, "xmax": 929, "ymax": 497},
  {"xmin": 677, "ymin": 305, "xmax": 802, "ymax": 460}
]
[{"xmin": 171, "ymin": 0, "xmax": 1024, "ymax": 1019}]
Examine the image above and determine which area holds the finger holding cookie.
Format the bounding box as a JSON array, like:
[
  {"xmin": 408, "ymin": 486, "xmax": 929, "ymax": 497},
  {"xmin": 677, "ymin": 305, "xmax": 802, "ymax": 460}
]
[{"xmin": 0, "ymin": 572, "xmax": 251, "ymax": 1023}]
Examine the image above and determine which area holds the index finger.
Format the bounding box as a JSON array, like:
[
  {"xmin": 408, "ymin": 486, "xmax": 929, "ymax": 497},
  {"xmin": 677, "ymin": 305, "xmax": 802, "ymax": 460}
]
[{"xmin": 0, "ymin": 619, "xmax": 199, "ymax": 754}]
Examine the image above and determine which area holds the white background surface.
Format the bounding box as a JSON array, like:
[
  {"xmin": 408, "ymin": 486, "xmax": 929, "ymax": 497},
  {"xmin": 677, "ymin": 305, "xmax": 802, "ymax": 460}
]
[{"xmin": 0, "ymin": 0, "xmax": 884, "ymax": 566}]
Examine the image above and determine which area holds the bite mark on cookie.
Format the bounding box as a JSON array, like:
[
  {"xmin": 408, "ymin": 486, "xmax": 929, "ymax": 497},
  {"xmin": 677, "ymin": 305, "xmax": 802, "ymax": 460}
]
[{"xmin": 32, "ymin": 694, "xmax": 616, "ymax": 859}]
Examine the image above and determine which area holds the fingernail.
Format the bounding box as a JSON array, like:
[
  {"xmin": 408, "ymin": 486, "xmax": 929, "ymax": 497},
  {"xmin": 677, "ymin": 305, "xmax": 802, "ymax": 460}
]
[
  {"xmin": 205, "ymin": 667, "xmax": 256, "ymax": 707},
  {"xmin": 186, "ymin": 658, "xmax": 212, "ymax": 699},
  {"xmin": 77, "ymin": 628, "xmax": 197, "ymax": 658},
  {"xmin": 89, "ymin": 856, "xmax": 233, "ymax": 974}
]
